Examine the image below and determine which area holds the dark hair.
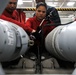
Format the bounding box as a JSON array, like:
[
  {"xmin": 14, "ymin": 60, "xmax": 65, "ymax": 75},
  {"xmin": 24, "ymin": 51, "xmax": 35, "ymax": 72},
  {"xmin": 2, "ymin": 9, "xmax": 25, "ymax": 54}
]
[{"xmin": 36, "ymin": 2, "xmax": 47, "ymax": 9}]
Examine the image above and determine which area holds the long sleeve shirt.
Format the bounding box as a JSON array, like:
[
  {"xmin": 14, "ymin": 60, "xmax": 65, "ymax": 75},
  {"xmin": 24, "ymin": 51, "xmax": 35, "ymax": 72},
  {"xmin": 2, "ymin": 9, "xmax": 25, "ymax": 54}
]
[
  {"xmin": 2, "ymin": 10, "xmax": 26, "ymax": 24},
  {"xmin": 25, "ymin": 16, "xmax": 56, "ymax": 36},
  {"xmin": 13, "ymin": 10, "xmax": 26, "ymax": 24},
  {"xmin": 0, "ymin": 10, "xmax": 26, "ymax": 30}
]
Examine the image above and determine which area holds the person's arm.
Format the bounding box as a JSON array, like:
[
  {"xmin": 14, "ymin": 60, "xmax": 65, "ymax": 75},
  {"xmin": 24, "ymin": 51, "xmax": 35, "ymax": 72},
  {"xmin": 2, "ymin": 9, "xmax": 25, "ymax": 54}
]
[
  {"xmin": 0, "ymin": 15, "xmax": 26, "ymax": 30},
  {"xmin": 24, "ymin": 18, "xmax": 36, "ymax": 33},
  {"xmin": 51, "ymin": 7, "xmax": 61, "ymax": 24},
  {"xmin": 13, "ymin": 9, "xmax": 26, "ymax": 24},
  {"xmin": 47, "ymin": 6, "xmax": 61, "ymax": 25}
]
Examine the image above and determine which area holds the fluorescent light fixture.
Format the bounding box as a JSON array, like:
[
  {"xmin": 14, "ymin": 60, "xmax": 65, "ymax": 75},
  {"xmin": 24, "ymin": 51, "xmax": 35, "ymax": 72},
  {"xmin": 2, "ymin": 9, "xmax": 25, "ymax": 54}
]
[
  {"xmin": 68, "ymin": 15, "xmax": 74, "ymax": 18},
  {"xmin": 54, "ymin": 2, "xmax": 58, "ymax": 5},
  {"xmin": 46, "ymin": 2, "xmax": 57, "ymax": 7},
  {"xmin": 67, "ymin": 2, "xmax": 75, "ymax": 6},
  {"xmin": 17, "ymin": 0, "xmax": 23, "ymax": 5},
  {"xmin": 22, "ymin": 1, "xmax": 32, "ymax": 2}
]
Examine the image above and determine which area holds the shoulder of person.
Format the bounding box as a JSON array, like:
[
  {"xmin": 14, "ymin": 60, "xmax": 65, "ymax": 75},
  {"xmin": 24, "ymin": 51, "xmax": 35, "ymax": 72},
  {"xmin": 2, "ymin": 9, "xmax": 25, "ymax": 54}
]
[
  {"xmin": 47, "ymin": 5, "xmax": 56, "ymax": 11},
  {"xmin": 27, "ymin": 16, "xmax": 36, "ymax": 21}
]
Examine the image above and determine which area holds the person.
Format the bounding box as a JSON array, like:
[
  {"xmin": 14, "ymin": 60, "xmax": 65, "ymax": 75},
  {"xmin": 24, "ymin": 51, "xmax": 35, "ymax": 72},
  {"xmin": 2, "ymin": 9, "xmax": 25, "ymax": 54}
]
[
  {"xmin": 46, "ymin": 5, "xmax": 61, "ymax": 25},
  {"xmin": 25, "ymin": 2, "xmax": 57, "ymax": 40},
  {"xmin": 13, "ymin": 9, "xmax": 26, "ymax": 23},
  {"xmin": 0, "ymin": 0, "xmax": 26, "ymax": 67},
  {"xmin": 33, "ymin": 5, "xmax": 61, "ymax": 25},
  {"xmin": 24, "ymin": 2, "xmax": 58, "ymax": 58},
  {"xmin": 0, "ymin": 0, "xmax": 26, "ymax": 31},
  {"xmin": 0, "ymin": 0, "xmax": 26, "ymax": 24}
]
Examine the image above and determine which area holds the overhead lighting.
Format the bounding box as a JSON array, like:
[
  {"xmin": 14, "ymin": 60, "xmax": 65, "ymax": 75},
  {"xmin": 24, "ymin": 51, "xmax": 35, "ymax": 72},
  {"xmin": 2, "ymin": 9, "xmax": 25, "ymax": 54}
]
[
  {"xmin": 67, "ymin": 2, "xmax": 75, "ymax": 6},
  {"xmin": 68, "ymin": 15, "xmax": 74, "ymax": 18},
  {"xmin": 22, "ymin": 1, "xmax": 32, "ymax": 2},
  {"xmin": 17, "ymin": 0, "xmax": 23, "ymax": 5},
  {"xmin": 46, "ymin": 2, "xmax": 57, "ymax": 7},
  {"xmin": 54, "ymin": 2, "xmax": 58, "ymax": 5}
]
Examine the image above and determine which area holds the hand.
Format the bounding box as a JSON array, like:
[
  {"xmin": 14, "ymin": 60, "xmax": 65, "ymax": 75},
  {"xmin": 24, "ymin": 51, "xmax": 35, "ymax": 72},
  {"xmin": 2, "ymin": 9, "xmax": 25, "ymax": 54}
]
[
  {"xmin": 32, "ymin": 31, "xmax": 41, "ymax": 41},
  {"xmin": 32, "ymin": 30, "xmax": 36, "ymax": 33}
]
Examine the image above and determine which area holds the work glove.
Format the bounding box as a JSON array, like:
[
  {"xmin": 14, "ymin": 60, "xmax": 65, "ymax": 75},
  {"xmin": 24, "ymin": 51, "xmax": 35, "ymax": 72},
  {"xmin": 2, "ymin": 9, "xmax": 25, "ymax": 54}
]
[{"xmin": 31, "ymin": 31, "xmax": 42, "ymax": 41}]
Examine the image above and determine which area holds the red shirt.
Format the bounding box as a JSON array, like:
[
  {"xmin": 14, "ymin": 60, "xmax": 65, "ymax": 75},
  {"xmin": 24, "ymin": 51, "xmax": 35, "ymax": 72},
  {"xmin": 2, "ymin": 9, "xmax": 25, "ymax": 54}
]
[
  {"xmin": 0, "ymin": 10, "xmax": 26, "ymax": 30},
  {"xmin": 2, "ymin": 10, "xmax": 26, "ymax": 24},
  {"xmin": 13, "ymin": 10, "xmax": 26, "ymax": 24},
  {"xmin": 25, "ymin": 16, "xmax": 56, "ymax": 36}
]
